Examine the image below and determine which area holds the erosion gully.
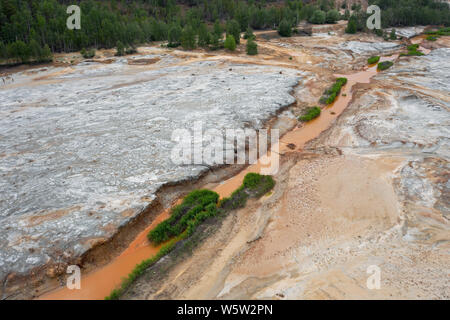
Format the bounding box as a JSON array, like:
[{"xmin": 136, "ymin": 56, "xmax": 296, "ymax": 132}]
[{"xmin": 38, "ymin": 53, "xmax": 398, "ymax": 300}]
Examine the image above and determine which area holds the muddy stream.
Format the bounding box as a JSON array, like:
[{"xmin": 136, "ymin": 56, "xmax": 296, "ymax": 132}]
[{"xmin": 38, "ymin": 53, "xmax": 398, "ymax": 300}]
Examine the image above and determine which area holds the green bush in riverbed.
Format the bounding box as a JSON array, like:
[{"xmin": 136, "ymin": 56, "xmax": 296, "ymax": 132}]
[
  {"xmin": 320, "ymin": 77, "xmax": 348, "ymax": 105},
  {"xmin": 368, "ymin": 56, "xmax": 380, "ymax": 65},
  {"xmin": 299, "ymin": 107, "xmax": 321, "ymax": 122},
  {"xmin": 401, "ymin": 44, "xmax": 424, "ymax": 56},
  {"xmin": 425, "ymin": 27, "xmax": 450, "ymax": 36},
  {"xmin": 147, "ymin": 189, "xmax": 219, "ymax": 244},
  {"xmin": 377, "ymin": 61, "xmax": 394, "ymax": 71}
]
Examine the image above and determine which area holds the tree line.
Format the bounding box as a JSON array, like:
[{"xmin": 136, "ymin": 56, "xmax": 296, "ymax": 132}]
[{"xmin": 1, "ymin": 0, "xmax": 449, "ymax": 64}]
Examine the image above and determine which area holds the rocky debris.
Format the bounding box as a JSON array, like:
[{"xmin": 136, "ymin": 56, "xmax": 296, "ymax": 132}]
[
  {"xmin": 385, "ymin": 26, "xmax": 426, "ymax": 39},
  {"xmin": 338, "ymin": 41, "xmax": 402, "ymax": 55}
]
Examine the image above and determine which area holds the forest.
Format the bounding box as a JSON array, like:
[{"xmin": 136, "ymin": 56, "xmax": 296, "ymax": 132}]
[{"xmin": 0, "ymin": 0, "xmax": 449, "ymax": 65}]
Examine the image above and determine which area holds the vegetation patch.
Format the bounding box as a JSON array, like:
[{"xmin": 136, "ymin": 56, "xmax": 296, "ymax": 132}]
[
  {"xmin": 425, "ymin": 27, "xmax": 450, "ymax": 37},
  {"xmin": 299, "ymin": 107, "xmax": 321, "ymax": 122},
  {"xmin": 81, "ymin": 48, "xmax": 96, "ymax": 59},
  {"xmin": 278, "ymin": 19, "xmax": 292, "ymax": 37},
  {"xmin": 148, "ymin": 190, "xmax": 219, "ymax": 244},
  {"xmin": 224, "ymin": 35, "xmax": 237, "ymax": 51},
  {"xmin": 400, "ymin": 44, "xmax": 424, "ymax": 56},
  {"xmin": 106, "ymin": 173, "xmax": 275, "ymax": 299},
  {"xmin": 319, "ymin": 77, "xmax": 348, "ymax": 105},
  {"xmin": 367, "ymin": 56, "xmax": 380, "ymax": 65},
  {"xmin": 377, "ymin": 61, "xmax": 394, "ymax": 71},
  {"xmin": 246, "ymin": 39, "xmax": 258, "ymax": 55}
]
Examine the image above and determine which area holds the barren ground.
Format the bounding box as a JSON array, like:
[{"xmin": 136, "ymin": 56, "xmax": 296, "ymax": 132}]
[{"xmin": 1, "ymin": 23, "xmax": 448, "ymax": 300}]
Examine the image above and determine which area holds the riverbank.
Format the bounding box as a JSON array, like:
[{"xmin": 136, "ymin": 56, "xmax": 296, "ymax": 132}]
[{"xmin": 2, "ymin": 23, "xmax": 448, "ymax": 300}]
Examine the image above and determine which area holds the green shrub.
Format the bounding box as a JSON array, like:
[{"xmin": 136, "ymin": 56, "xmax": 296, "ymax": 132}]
[
  {"xmin": 426, "ymin": 35, "xmax": 438, "ymax": 41},
  {"xmin": 345, "ymin": 17, "xmax": 357, "ymax": 34},
  {"xmin": 224, "ymin": 35, "xmax": 237, "ymax": 51},
  {"xmin": 244, "ymin": 27, "xmax": 255, "ymax": 40},
  {"xmin": 147, "ymin": 189, "xmax": 219, "ymax": 244},
  {"xmin": 377, "ymin": 61, "xmax": 393, "ymax": 71},
  {"xmin": 246, "ymin": 39, "xmax": 258, "ymax": 55},
  {"xmin": 81, "ymin": 48, "xmax": 95, "ymax": 59},
  {"xmin": 278, "ymin": 19, "xmax": 292, "ymax": 37},
  {"xmin": 374, "ymin": 29, "xmax": 384, "ymax": 37},
  {"xmin": 403, "ymin": 44, "xmax": 424, "ymax": 56},
  {"xmin": 226, "ymin": 20, "xmax": 241, "ymax": 44},
  {"xmin": 168, "ymin": 25, "xmax": 182, "ymax": 47},
  {"xmin": 407, "ymin": 44, "xmax": 419, "ymax": 51},
  {"xmin": 125, "ymin": 46, "xmax": 137, "ymax": 55},
  {"xmin": 243, "ymin": 173, "xmax": 275, "ymax": 195},
  {"xmin": 320, "ymin": 77, "xmax": 347, "ymax": 105},
  {"xmin": 389, "ymin": 29, "xmax": 397, "ymax": 40},
  {"xmin": 367, "ymin": 56, "xmax": 380, "ymax": 64},
  {"xmin": 115, "ymin": 41, "xmax": 125, "ymax": 56},
  {"xmin": 326, "ymin": 10, "xmax": 340, "ymax": 24},
  {"xmin": 427, "ymin": 27, "xmax": 450, "ymax": 36},
  {"xmin": 181, "ymin": 26, "xmax": 197, "ymax": 50},
  {"xmin": 299, "ymin": 106, "xmax": 321, "ymax": 122},
  {"xmin": 309, "ymin": 10, "xmax": 326, "ymax": 24}
]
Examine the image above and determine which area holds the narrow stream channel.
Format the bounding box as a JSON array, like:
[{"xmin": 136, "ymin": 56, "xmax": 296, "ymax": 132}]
[{"xmin": 38, "ymin": 54, "xmax": 398, "ymax": 300}]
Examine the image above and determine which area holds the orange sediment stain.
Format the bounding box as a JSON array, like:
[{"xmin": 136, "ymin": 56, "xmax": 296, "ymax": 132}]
[
  {"xmin": 39, "ymin": 209, "xmax": 170, "ymax": 300},
  {"xmin": 38, "ymin": 54, "xmax": 398, "ymax": 300}
]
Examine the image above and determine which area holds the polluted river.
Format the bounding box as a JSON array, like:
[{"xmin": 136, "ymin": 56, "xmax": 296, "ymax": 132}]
[{"xmin": 0, "ymin": 25, "xmax": 449, "ymax": 300}]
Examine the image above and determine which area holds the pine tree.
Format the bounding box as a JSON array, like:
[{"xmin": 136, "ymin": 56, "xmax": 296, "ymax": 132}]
[
  {"xmin": 244, "ymin": 27, "xmax": 255, "ymax": 40},
  {"xmin": 213, "ymin": 20, "xmax": 223, "ymax": 38},
  {"xmin": 0, "ymin": 41, "xmax": 7, "ymax": 60},
  {"xmin": 345, "ymin": 17, "xmax": 357, "ymax": 34},
  {"xmin": 278, "ymin": 19, "xmax": 292, "ymax": 37},
  {"xmin": 224, "ymin": 35, "xmax": 236, "ymax": 51},
  {"xmin": 210, "ymin": 32, "xmax": 221, "ymax": 51},
  {"xmin": 390, "ymin": 29, "xmax": 397, "ymax": 40},
  {"xmin": 29, "ymin": 39, "xmax": 41, "ymax": 61},
  {"xmin": 168, "ymin": 24, "xmax": 182, "ymax": 47},
  {"xmin": 246, "ymin": 39, "xmax": 258, "ymax": 55},
  {"xmin": 197, "ymin": 23, "xmax": 210, "ymax": 48},
  {"xmin": 226, "ymin": 20, "xmax": 241, "ymax": 44},
  {"xmin": 326, "ymin": 10, "xmax": 340, "ymax": 24},
  {"xmin": 116, "ymin": 41, "xmax": 125, "ymax": 56},
  {"xmin": 40, "ymin": 44, "xmax": 52, "ymax": 62},
  {"xmin": 181, "ymin": 26, "xmax": 197, "ymax": 50},
  {"xmin": 309, "ymin": 10, "xmax": 326, "ymax": 24}
]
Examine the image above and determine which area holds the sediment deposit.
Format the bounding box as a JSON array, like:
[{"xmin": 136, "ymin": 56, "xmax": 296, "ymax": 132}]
[
  {"xmin": 121, "ymin": 34, "xmax": 449, "ymax": 300},
  {"xmin": 1, "ymin": 22, "xmax": 448, "ymax": 300}
]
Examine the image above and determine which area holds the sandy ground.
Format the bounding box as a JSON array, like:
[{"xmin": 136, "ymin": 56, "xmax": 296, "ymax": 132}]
[
  {"xmin": 124, "ymin": 153, "xmax": 448, "ymax": 300},
  {"xmin": 121, "ymin": 28, "xmax": 449, "ymax": 300}
]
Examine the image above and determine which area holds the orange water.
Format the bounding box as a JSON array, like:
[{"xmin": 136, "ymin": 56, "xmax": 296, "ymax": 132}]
[{"xmin": 38, "ymin": 55, "xmax": 397, "ymax": 300}]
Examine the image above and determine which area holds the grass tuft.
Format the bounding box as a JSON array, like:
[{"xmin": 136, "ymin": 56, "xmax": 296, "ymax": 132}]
[
  {"xmin": 367, "ymin": 56, "xmax": 380, "ymax": 65},
  {"xmin": 298, "ymin": 107, "xmax": 321, "ymax": 122},
  {"xmin": 319, "ymin": 77, "xmax": 347, "ymax": 105},
  {"xmin": 377, "ymin": 61, "xmax": 394, "ymax": 71}
]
